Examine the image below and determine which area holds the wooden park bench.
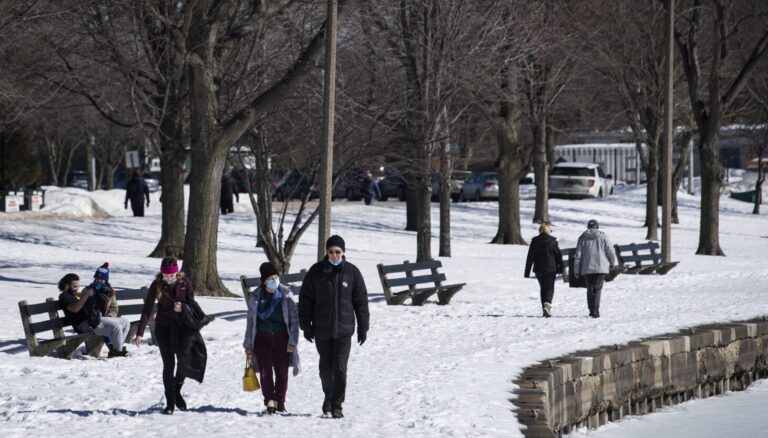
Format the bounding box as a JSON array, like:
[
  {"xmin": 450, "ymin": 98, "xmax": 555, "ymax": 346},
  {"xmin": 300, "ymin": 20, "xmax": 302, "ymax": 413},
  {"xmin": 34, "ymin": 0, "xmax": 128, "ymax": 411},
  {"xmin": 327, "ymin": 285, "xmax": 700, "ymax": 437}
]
[
  {"xmin": 18, "ymin": 287, "xmax": 155, "ymax": 359},
  {"xmin": 377, "ymin": 259, "xmax": 465, "ymax": 306},
  {"xmin": 560, "ymin": 247, "xmax": 576, "ymax": 283},
  {"xmin": 614, "ymin": 241, "xmax": 679, "ymax": 275},
  {"xmin": 240, "ymin": 269, "xmax": 307, "ymax": 309}
]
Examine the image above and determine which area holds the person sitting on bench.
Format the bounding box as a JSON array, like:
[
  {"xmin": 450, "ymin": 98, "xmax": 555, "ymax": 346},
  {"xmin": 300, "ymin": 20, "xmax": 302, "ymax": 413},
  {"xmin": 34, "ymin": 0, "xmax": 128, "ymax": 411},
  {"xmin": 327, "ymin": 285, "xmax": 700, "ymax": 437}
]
[{"xmin": 58, "ymin": 272, "xmax": 130, "ymax": 358}]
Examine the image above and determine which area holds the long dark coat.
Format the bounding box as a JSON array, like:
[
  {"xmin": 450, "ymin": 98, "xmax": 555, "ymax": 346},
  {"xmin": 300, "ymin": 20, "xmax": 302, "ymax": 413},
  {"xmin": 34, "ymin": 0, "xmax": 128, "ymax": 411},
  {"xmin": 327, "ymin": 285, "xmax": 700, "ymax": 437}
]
[
  {"xmin": 125, "ymin": 176, "xmax": 150, "ymax": 206},
  {"xmin": 298, "ymin": 257, "xmax": 370, "ymax": 341},
  {"xmin": 174, "ymin": 300, "xmax": 212, "ymax": 383},
  {"xmin": 525, "ymin": 233, "xmax": 564, "ymax": 277}
]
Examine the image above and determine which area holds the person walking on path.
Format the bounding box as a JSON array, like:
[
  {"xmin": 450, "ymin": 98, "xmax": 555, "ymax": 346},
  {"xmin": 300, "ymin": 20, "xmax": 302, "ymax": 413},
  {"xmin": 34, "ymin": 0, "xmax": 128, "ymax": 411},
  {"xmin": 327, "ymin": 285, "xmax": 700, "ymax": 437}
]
[
  {"xmin": 135, "ymin": 257, "xmax": 197, "ymax": 415},
  {"xmin": 220, "ymin": 172, "xmax": 239, "ymax": 215},
  {"xmin": 125, "ymin": 168, "xmax": 150, "ymax": 217},
  {"xmin": 360, "ymin": 172, "xmax": 380, "ymax": 206},
  {"xmin": 524, "ymin": 223, "xmax": 564, "ymax": 318},
  {"xmin": 573, "ymin": 219, "xmax": 616, "ymax": 318},
  {"xmin": 243, "ymin": 262, "xmax": 301, "ymax": 414},
  {"xmin": 298, "ymin": 235, "xmax": 369, "ymax": 419}
]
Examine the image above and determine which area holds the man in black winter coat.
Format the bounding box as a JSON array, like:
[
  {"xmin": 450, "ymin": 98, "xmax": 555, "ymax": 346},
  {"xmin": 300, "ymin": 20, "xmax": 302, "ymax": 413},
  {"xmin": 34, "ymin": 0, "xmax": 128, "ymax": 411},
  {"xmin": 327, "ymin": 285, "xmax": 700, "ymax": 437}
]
[
  {"xmin": 220, "ymin": 173, "xmax": 239, "ymax": 215},
  {"xmin": 524, "ymin": 223, "xmax": 564, "ymax": 317},
  {"xmin": 124, "ymin": 169, "xmax": 150, "ymax": 217},
  {"xmin": 298, "ymin": 235, "xmax": 369, "ymax": 419}
]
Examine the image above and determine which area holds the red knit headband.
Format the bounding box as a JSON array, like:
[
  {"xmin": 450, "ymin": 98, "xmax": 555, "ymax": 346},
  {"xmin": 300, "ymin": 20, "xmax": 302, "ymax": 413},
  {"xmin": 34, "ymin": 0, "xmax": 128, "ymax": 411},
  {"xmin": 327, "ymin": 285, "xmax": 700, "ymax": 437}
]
[{"xmin": 160, "ymin": 264, "xmax": 179, "ymax": 275}]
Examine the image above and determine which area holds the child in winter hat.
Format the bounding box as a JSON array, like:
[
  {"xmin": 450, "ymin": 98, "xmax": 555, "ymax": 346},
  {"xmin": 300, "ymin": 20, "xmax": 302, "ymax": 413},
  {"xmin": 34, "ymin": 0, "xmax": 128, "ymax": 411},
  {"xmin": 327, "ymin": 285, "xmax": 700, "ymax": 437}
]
[{"xmin": 94, "ymin": 262, "xmax": 110, "ymax": 283}]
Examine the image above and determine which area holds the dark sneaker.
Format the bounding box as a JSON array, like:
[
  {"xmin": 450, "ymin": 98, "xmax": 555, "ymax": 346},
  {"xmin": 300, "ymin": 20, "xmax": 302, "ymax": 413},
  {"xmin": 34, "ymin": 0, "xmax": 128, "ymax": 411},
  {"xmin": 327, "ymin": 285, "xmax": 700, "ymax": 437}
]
[
  {"xmin": 322, "ymin": 399, "xmax": 331, "ymax": 415},
  {"xmin": 266, "ymin": 400, "xmax": 277, "ymax": 414},
  {"xmin": 331, "ymin": 408, "xmax": 344, "ymax": 419},
  {"xmin": 108, "ymin": 348, "xmax": 129, "ymax": 358},
  {"xmin": 277, "ymin": 402, "xmax": 286, "ymax": 413},
  {"xmin": 162, "ymin": 406, "xmax": 174, "ymax": 415}
]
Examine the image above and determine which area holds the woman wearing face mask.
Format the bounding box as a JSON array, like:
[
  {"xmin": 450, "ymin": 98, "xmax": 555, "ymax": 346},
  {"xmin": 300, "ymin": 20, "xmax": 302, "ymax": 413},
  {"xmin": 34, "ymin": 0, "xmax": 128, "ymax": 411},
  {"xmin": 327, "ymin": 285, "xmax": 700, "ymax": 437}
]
[
  {"xmin": 243, "ymin": 262, "xmax": 301, "ymax": 414},
  {"xmin": 135, "ymin": 256, "xmax": 195, "ymax": 415}
]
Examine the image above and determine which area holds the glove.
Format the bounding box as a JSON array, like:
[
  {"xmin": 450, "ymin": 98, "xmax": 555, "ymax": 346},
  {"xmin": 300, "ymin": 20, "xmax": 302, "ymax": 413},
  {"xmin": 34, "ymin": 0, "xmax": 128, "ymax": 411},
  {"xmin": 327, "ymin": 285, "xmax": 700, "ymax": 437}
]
[
  {"xmin": 357, "ymin": 330, "xmax": 367, "ymax": 346},
  {"xmin": 303, "ymin": 328, "xmax": 314, "ymax": 343},
  {"xmin": 124, "ymin": 202, "xmax": 128, "ymax": 209},
  {"xmin": 146, "ymin": 201, "xmax": 150, "ymax": 207}
]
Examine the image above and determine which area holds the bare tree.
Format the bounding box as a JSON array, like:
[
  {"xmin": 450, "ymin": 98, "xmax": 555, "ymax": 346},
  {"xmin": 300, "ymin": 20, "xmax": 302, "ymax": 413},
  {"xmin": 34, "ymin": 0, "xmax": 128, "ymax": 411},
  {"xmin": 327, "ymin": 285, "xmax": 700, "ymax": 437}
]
[
  {"xmin": 181, "ymin": 1, "xmax": 347, "ymax": 295},
  {"xmin": 674, "ymin": 0, "xmax": 768, "ymax": 255}
]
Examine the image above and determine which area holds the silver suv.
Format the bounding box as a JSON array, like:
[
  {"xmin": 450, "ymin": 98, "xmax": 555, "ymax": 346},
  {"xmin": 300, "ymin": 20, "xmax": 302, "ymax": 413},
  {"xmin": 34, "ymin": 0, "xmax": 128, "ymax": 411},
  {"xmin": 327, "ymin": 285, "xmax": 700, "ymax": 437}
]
[
  {"xmin": 459, "ymin": 172, "xmax": 499, "ymax": 202},
  {"xmin": 549, "ymin": 162, "xmax": 613, "ymax": 199}
]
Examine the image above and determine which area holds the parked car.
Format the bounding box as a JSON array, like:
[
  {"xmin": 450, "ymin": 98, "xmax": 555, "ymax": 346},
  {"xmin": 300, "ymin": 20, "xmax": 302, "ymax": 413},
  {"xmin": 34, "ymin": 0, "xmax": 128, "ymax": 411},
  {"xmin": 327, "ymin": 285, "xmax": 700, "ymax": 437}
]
[
  {"xmin": 273, "ymin": 171, "xmax": 320, "ymax": 201},
  {"xmin": 459, "ymin": 171, "xmax": 499, "ymax": 201},
  {"xmin": 67, "ymin": 171, "xmax": 89, "ymax": 190},
  {"xmin": 143, "ymin": 173, "xmax": 161, "ymax": 193},
  {"xmin": 332, "ymin": 176, "xmax": 363, "ymax": 201},
  {"xmin": 549, "ymin": 162, "xmax": 613, "ymax": 199},
  {"xmin": 378, "ymin": 175, "xmax": 407, "ymax": 201},
  {"xmin": 431, "ymin": 170, "xmax": 472, "ymax": 202}
]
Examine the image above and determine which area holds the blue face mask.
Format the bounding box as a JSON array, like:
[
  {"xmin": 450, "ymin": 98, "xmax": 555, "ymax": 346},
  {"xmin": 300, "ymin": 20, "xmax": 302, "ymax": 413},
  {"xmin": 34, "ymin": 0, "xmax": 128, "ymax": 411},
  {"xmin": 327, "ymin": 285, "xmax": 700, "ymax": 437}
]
[
  {"xmin": 266, "ymin": 279, "xmax": 279, "ymax": 291},
  {"xmin": 328, "ymin": 258, "xmax": 343, "ymax": 266}
]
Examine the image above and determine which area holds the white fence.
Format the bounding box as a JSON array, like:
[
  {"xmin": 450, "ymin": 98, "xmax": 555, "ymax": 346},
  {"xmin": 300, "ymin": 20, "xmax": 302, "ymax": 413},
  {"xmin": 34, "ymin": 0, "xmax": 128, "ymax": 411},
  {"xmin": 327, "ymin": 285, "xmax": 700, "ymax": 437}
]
[{"xmin": 555, "ymin": 143, "xmax": 646, "ymax": 183}]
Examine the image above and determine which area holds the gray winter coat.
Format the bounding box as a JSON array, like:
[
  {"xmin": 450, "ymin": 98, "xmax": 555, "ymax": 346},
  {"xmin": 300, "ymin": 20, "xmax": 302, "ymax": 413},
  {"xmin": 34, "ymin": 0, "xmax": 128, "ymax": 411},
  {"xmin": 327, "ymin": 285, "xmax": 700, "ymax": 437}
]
[
  {"xmin": 574, "ymin": 229, "xmax": 616, "ymax": 275},
  {"xmin": 243, "ymin": 284, "xmax": 301, "ymax": 376}
]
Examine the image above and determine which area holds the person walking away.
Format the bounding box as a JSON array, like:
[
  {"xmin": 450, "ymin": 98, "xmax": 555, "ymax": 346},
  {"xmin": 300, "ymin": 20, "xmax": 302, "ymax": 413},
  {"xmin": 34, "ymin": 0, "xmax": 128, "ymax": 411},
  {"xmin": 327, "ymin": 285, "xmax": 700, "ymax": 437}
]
[
  {"xmin": 220, "ymin": 172, "xmax": 239, "ymax": 215},
  {"xmin": 573, "ymin": 219, "xmax": 616, "ymax": 318},
  {"xmin": 134, "ymin": 257, "xmax": 196, "ymax": 414},
  {"xmin": 524, "ymin": 223, "xmax": 564, "ymax": 317},
  {"xmin": 57, "ymin": 272, "xmax": 130, "ymax": 358},
  {"xmin": 299, "ymin": 235, "xmax": 369, "ymax": 418},
  {"xmin": 125, "ymin": 168, "xmax": 150, "ymax": 217},
  {"xmin": 243, "ymin": 262, "xmax": 301, "ymax": 414},
  {"xmin": 360, "ymin": 172, "xmax": 380, "ymax": 206}
]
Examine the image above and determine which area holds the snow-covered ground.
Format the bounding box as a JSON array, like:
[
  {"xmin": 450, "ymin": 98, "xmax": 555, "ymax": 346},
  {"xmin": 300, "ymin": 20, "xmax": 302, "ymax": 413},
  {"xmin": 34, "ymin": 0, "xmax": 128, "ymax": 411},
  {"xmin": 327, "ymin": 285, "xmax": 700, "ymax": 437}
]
[{"xmin": 1, "ymin": 183, "xmax": 767, "ymax": 437}]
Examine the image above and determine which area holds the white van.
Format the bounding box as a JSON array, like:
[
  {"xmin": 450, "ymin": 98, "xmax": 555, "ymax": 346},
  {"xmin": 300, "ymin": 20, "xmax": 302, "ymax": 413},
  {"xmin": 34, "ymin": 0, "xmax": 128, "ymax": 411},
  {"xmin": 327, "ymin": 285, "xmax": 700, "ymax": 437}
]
[{"xmin": 549, "ymin": 162, "xmax": 613, "ymax": 199}]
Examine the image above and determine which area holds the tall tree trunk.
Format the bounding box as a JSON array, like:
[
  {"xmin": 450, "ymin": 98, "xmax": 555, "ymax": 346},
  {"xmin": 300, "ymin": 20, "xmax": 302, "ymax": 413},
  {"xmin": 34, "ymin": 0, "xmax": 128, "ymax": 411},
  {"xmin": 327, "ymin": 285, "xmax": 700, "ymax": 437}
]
[
  {"xmin": 149, "ymin": 134, "xmax": 186, "ymax": 258},
  {"xmin": 491, "ymin": 93, "xmax": 526, "ymax": 245},
  {"xmin": 183, "ymin": 12, "xmax": 234, "ymax": 297},
  {"xmin": 645, "ymin": 141, "xmax": 659, "ymax": 240},
  {"xmin": 184, "ymin": 140, "xmax": 232, "ymax": 295},
  {"xmin": 405, "ymin": 169, "xmax": 418, "ymax": 232},
  {"xmin": 754, "ymin": 151, "xmax": 765, "ymax": 214},
  {"xmin": 438, "ymin": 111, "xmax": 451, "ymax": 257},
  {"xmin": 670, "ymin": 132, "xmax": 692, "ymax": 224},
  {"xmin": 697, "ymin": 139, "xmax": 724, "ymax": 255},
  {"xmin": 416, "ymin": 145, "xmax": 432, "ymax": 262},
  {"xmin": 532, "ymin": 117, "xmax": 549, "ymax": 224}
]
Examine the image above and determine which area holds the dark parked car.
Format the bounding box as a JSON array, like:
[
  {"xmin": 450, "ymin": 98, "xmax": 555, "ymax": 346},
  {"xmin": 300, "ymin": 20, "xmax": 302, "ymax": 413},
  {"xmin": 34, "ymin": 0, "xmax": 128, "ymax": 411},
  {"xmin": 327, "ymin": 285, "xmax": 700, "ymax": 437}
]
[
  {"xmin": 332, "ymin": 175, "xmax": 363, "ymax": 201},
  {"xmin": 68, "ymin": 171, "xmax": 89, "ymax": 190},
  {"xmin": 378, "ymin": 175, "xmax": 407, "ymax": 201},
  {"xmin": 273, "ymin": 171, "xmax": 320, "ymax": 201}
]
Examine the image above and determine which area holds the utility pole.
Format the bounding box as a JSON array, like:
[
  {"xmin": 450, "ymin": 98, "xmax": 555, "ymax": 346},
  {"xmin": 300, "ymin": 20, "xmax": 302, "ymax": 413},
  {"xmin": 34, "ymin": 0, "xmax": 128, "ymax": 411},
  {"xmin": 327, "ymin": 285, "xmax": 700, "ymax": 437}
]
[
  {"xmin": 317, "ymin": 0, "xmax": 338, "ymax": 261},
  {"xmin": 661, "ymin": 0, "xmax": 674, "ymax": 263}
]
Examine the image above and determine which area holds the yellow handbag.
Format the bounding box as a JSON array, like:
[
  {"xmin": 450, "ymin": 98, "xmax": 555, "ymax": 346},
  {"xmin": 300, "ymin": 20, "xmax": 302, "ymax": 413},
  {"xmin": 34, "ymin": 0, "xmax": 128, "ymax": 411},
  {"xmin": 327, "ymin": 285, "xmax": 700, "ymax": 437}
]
[{"xmin": 243, "ymin": 356, "xmax": 260, "ymax": 392}]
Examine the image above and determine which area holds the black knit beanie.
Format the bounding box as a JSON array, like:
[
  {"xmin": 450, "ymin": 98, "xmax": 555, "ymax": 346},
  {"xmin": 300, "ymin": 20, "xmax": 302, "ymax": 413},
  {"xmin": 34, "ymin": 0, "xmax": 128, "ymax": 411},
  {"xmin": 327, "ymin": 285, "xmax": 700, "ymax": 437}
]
[
  {"xmin": 325, "ymin": 235, "xmax": 346, "ymax": 252},
  {"xmin": 259, "ymin": 262, "xmax": 279, "ymax": 281}
]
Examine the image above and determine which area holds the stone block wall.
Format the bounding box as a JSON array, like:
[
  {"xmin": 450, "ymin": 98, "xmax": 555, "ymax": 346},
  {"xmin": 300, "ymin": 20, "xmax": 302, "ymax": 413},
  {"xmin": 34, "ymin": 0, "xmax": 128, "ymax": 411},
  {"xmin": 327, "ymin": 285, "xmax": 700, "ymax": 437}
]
[{"xmin": 512, "ymin": 317, "xmax": 768, "ymax": 437}]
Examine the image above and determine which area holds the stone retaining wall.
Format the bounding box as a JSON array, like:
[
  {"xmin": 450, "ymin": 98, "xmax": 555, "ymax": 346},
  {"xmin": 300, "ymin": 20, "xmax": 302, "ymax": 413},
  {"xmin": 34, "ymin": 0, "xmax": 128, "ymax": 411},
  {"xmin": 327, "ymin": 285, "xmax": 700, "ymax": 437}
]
[{"xmin": 512, "ymin": 317, "xmax": 768, "ymax": 437}]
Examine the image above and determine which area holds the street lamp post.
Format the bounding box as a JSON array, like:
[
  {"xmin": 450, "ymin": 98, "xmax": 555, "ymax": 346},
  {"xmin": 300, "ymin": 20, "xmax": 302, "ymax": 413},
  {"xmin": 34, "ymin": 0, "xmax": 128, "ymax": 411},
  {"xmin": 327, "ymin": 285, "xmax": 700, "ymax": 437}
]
[
  {"xmin": 662, "ymin": 0, "xmax": 674, "ymax": 263},
  {"xmin": 317, "ymin": 0, "xmax": 338, "ymax": 261}
]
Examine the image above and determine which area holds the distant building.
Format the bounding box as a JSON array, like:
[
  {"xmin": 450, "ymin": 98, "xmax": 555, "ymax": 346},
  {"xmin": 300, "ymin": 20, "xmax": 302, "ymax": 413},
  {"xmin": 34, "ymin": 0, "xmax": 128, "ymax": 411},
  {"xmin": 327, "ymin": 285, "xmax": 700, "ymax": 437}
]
[{"xmin": 554, "ymin": 143, "xmax": 645, "ymax": 183}]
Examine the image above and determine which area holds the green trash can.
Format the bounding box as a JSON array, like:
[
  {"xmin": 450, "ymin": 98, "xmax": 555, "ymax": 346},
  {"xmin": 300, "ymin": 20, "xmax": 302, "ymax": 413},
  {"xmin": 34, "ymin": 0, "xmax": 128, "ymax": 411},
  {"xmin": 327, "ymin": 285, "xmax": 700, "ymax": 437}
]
[{"xmin": 0, "ymin": 191, "xmax": 21, "ymax": 212}]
